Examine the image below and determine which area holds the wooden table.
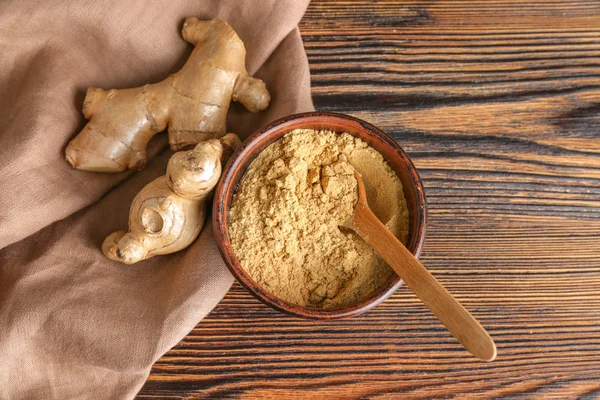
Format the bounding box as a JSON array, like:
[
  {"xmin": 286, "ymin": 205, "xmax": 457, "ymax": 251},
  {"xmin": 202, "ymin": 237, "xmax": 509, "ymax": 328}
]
[{"xmin": 138, "ymin": 1, "xmax": 600, "ymax": 398}]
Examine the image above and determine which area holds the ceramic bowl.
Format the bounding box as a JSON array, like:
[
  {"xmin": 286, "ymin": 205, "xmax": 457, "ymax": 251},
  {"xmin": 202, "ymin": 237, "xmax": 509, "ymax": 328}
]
[{"xmin": 213, "ymin": 112, "xmax": 426, "ymax": 319}]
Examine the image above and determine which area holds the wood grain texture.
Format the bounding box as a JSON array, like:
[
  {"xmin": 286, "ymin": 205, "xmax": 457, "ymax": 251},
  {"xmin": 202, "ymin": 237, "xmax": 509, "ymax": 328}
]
[{"xmin": 138, "ymin": 1, "xmax": 600, "ymax": 398}]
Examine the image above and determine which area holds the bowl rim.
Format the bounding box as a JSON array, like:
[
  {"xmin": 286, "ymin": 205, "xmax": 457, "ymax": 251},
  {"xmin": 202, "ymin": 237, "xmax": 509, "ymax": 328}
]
[{"xmin": 213, "ymin": 111, "xmax": 427, "ymax": 319}]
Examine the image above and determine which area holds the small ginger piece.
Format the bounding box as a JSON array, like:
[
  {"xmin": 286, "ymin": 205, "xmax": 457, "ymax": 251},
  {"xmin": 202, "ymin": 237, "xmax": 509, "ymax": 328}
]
[
  {"xmin": 65, "ymin": 18, "xmax": 269, "ymax": 172},
  {"xmin": 102, "ymin": 133, "xmax": 241, "ymax": 264}
]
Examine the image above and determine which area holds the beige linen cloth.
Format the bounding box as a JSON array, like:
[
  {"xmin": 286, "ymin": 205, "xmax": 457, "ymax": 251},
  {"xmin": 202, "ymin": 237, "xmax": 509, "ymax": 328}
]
[{"xmin": 0, "ymin": 0, "xmax": 313, "ymax": 398}]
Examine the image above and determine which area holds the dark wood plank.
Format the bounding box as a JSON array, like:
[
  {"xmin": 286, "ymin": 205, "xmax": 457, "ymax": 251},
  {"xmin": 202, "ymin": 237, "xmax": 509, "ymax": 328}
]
[{"xmin": 138, "ymin": 1, "xmax": 600, "ymax": 398}]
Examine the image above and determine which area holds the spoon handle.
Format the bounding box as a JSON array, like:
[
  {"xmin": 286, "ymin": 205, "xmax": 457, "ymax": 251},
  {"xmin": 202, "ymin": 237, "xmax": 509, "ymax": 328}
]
[{"xmin": 351, "ymin": 200, "xmax": 497, "ymax": 361}]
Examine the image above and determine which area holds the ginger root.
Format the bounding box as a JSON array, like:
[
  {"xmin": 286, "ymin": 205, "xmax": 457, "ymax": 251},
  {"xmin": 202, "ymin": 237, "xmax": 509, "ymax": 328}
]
[
  {"xmin": 102, "ymin": 133, "xmax": 241, "ymax": 264},
  {"xmin": 65, "ymin": 18, "xmax": 269, "ymax": 172}
]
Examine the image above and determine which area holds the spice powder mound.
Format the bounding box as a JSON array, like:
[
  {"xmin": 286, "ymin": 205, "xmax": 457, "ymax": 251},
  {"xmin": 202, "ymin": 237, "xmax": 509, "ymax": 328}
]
[{"xmin": 229, "ymin": 129, "xmax": 409, "ymax": 309}]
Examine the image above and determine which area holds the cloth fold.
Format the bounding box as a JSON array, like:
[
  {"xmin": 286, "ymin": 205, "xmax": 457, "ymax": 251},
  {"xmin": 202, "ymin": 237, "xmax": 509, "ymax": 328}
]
[{"xmin": 0, "ymin": 0, "xmax": 313, "ymax": 398}]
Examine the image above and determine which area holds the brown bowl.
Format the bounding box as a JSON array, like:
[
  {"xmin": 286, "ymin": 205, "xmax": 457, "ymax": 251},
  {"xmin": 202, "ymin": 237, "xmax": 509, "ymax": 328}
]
[{"xmin": 213, "ymin": 112, "xmax": 426, "ymax": 319}]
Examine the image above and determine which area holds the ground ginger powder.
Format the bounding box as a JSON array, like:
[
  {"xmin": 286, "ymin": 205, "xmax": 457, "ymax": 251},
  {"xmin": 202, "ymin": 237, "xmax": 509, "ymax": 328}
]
[{"xmin": 229, "ymin": 129, "xmax": 409, "ymax": 309}]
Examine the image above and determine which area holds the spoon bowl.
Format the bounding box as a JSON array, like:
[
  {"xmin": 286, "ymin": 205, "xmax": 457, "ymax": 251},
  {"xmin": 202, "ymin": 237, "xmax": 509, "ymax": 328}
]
[{"xmin": 213, "ymin": 112, "xmax": 427, "ymax": 319}]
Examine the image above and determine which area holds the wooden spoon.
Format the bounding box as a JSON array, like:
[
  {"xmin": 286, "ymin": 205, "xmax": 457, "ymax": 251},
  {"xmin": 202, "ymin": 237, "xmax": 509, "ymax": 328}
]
[{"xmin": 344, "ymin": 170, "xmax": 497, "ymax": 361}]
